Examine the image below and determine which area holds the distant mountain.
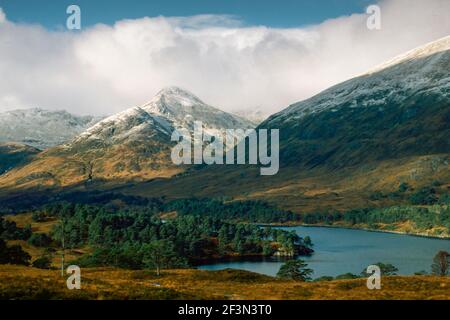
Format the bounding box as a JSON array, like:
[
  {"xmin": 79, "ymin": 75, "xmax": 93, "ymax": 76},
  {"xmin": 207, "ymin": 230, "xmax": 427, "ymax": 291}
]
[
  {"xmin": 0, "ymin": 108, "xmax": 103, "ymax": 149},
  {"xmin": 0, "ymin": 87, "xmax": 255, "ymax": 189},
  {"xmin": 231, "ymin": 108, "xmax": 267, "ymax": 125}
]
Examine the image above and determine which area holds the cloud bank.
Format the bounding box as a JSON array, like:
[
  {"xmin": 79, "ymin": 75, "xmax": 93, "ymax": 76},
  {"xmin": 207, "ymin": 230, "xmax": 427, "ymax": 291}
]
[{"xmin": 0, "ymin": 0, "xmax": 449, "ymax": 117}]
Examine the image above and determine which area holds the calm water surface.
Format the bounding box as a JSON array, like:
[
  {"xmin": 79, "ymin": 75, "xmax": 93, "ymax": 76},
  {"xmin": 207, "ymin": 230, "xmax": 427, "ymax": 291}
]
[{"xmin": 197, "ymin": 226, "xmax": 450, "ymax": 278}]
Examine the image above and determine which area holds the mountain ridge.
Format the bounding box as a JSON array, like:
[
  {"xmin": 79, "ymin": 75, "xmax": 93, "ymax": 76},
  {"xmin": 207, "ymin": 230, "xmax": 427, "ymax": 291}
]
[
  {"xmin": 0, "ymin": 108, "xmax": 104, "ymax": 149},
  {"xmin": 0, "ymin": 39, "xmax": 449, "ymax": 215},
  {"xmin": 113, "ymin": 38, "xmax": 450, "ymax": 213},
  {"xmin": 259, "ymin": 37, "xmax": 449, "ymax": 170},
  {"xmin": 263, "ymin": 36, "xmax": 450, "ymax": 129},
  {"xmin": 0, "ymin": 87, "xmax": 255, "ymax": 189}
]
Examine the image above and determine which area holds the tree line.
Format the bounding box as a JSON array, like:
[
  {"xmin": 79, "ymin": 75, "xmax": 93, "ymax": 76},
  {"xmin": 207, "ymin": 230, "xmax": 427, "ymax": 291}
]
[
  {"xmin": 42, "ymin": 203, "xmax": 312, "ymax": 270},
  {"xmin": 298, "ymin": 205, "xmax": 450, "ymax": 233}
]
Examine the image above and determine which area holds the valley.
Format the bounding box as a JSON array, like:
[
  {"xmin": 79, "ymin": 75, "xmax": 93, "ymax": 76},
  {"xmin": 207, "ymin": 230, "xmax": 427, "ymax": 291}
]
[
  {"xmin": 1, "ymin": 204, "xmax": 448, "ymax": 300},
  {"xmin": 1, "ymin": 38, "xmax": 448, "ymax": 215}
]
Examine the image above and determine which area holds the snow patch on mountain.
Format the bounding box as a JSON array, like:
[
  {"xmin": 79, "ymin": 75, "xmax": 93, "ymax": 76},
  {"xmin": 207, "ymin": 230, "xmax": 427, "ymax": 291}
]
[
  {"xmin": 264, "ymin": 36, "xmax": 450, "ymax": 127},
  {"xmin": 71, "ymin": 106, "xmax": 172, "ymax": 146},
  {"xmin": 231, "ymin": 108, "xmax": 267, "ymax": 125},
  {"xmin": 0, "ymin": 108, "xmax": 103, "ymax": 149},
  {"xmin": 366, "ymin": 35, "xmax": 450, "ymax": 75},
  {"xmin": 142, "ymin": 87, "xmax": 254, "ymax": 130}
]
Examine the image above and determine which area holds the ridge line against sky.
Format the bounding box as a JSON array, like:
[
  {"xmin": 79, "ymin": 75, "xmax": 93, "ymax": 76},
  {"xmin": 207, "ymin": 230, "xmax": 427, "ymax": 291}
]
[{"xmin": 0, "ymin": 0, "xmax": 449, "ymax": 117}]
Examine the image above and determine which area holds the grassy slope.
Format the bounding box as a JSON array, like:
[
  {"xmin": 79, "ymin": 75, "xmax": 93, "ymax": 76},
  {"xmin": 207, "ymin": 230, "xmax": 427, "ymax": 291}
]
[
  {"xmin": 4, "ymin": 213, "xmax": 89, "ymax": 265},
  {"xmin": 6, "ymin": 212, "xmax": 56, "ymax": 234},
  {"xmin": 0, "ymin": 135, "xmax": 183, "ymax": 190},
  {"xmin": 119, "ymin": 154, "xmax": 450, "ymax": 213},
  {"xmin": 0, "ymin": 265, "xmax": 449, "ymax": 300},
  {"xmin": 0, "ymin": 143, "xmax": 39, "ymax": 175}
]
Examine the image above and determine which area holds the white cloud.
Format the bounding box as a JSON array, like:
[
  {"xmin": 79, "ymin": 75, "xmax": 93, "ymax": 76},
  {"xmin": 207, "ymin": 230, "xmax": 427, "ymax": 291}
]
[
  {"xmin": 0, "ymin": 8, "xmax": 6, "ymax": 23},
  {"xmin": 0, "ymin": 0, "xmax": 449, "ymax": 117}
]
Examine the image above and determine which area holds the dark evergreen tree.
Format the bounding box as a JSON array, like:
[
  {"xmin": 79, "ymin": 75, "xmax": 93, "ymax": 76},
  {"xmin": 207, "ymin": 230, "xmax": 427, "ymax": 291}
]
[{"xmin": 277, "ymin": 260, "xmax": 313, "ymax": 281}]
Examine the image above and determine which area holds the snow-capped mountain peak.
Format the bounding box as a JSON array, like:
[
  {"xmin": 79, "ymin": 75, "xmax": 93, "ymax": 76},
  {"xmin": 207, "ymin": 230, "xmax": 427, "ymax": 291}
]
[
  {"xmin": 365, "ymin": 35, "xmax": 450, "ymax": 75},
  {"xmin": 149, "ymin": 86, "xmax": 205, "ymax": 108},
  {"xmin": 263, "ymin": 36, "xmax": 450, "ymax": 127},
  {"xmin": 141, "ymin": 86, "xmax": 254, "ymax": 132},
  {"xmin": 68, "ymin": 87, "xmax": 255, "ymax": 149},
  {"xmin": 142, "ymin": 86, "xmax": 218, "ymax": 122}
]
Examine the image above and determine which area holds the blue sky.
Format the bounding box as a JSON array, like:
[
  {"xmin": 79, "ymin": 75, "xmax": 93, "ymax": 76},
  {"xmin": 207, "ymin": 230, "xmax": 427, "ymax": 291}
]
[{"xmin": 0, "ymin": 0, "xmax": 373, "ymax": 28}]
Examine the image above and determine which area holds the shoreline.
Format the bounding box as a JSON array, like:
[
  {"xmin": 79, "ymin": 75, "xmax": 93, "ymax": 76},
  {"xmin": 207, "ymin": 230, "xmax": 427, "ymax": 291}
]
[{"xmin": 257, "ymin": 222, "xmax": 450, "ymax": 240}]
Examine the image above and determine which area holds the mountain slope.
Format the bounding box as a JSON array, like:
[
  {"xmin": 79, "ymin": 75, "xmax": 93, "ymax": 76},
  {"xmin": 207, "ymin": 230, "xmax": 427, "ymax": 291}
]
[
  {"xmin": 1, "ymin": 38, "xmax": 449, "ymax": 214},
  {"xmin": 120, "ymin": 37, "xmax": 450, "ymax": 212},
  {"xmin": 267, "ymin": 36, "xmax": 450, "ymax": 126},
  {"xmin": 0, "ymin": 108, "xmax": 103, "ymax": 149},
  {"xmin": 0, "ymin": 87, "xmax": 255, "ymax": 190},
  {"xmin": 0, "ymin": 143, "xmax": 39, "ymax": 175},
  {"xmin": 261, "ymin": 36, "xmax": 450, "ymax": 168}
]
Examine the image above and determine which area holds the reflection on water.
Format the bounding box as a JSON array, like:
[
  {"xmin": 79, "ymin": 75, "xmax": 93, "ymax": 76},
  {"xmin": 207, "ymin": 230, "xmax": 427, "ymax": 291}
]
[{"xmin": 197, "ymin": 226, "xmax": 450, "ymax": 278}]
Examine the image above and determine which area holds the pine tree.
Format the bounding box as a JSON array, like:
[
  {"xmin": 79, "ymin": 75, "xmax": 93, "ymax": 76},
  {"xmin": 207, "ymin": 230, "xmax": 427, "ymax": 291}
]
[{"xmin": 277, "ymin": 260, "xmax": 313, "ymax": 281}]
